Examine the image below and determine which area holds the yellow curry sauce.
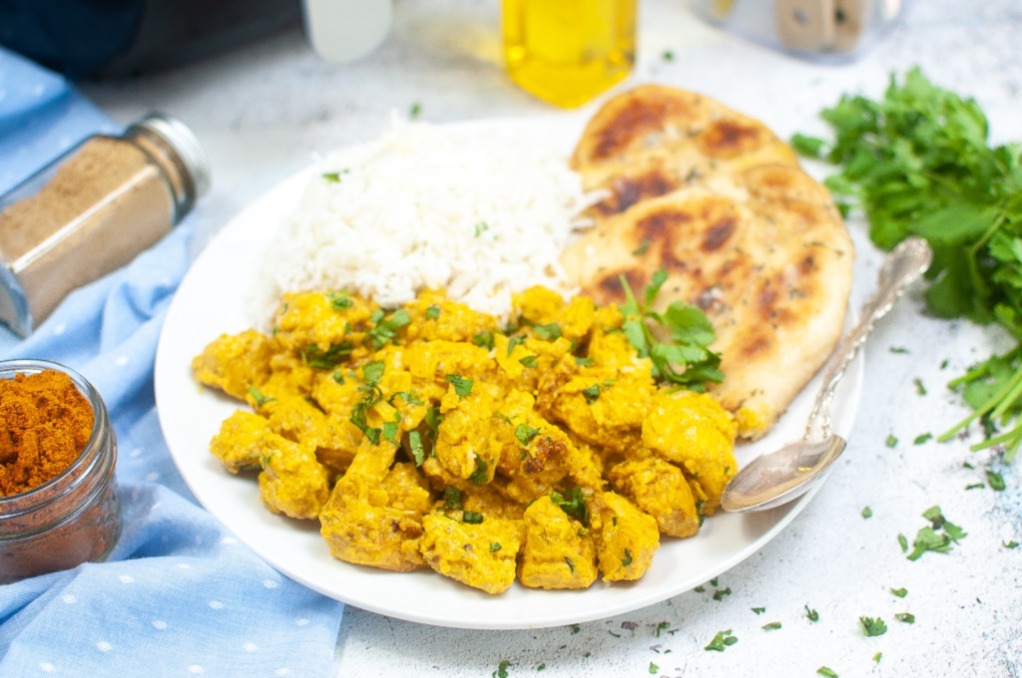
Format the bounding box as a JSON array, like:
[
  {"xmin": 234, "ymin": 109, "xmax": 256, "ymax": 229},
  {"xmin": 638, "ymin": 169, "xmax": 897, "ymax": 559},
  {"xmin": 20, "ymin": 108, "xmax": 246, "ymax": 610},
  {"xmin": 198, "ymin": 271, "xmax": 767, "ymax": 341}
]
[{"xmin": 191, "ymin": 286, "xmax": 738, "ymax": 594}]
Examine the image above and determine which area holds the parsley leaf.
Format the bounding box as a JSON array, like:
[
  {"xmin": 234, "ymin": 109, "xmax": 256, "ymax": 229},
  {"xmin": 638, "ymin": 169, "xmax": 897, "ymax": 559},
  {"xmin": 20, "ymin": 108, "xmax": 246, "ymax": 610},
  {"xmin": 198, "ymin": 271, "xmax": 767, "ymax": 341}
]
[
  {"xmin": 860, "ymin": 616, "xmax": 888, "ymax": 637},
  {"xmin": 551, "ymin": 487, "xmax": 589, "ymax": 524},
  {"xmin": 618, "ymin": 269, "xmax": 723, "ymax": 390},
  {"xmin": 445, "ymin": 374, "xmax": 473, "ymax": 397},
  {"xmin": 515, "ymin": 423, "xmax": 541, "ymax": 447},
  {"xmin": 704, "ymin": 629, "xmax": 737, "ymax": 652}
]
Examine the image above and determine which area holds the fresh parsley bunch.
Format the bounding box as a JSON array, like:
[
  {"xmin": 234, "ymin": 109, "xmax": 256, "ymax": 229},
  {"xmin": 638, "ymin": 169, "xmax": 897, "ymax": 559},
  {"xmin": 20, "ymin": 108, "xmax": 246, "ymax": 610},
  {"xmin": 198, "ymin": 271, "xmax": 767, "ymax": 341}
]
[{"xmin": 794, "ymin": 68, "xmax": 1022, "ymax": 460}]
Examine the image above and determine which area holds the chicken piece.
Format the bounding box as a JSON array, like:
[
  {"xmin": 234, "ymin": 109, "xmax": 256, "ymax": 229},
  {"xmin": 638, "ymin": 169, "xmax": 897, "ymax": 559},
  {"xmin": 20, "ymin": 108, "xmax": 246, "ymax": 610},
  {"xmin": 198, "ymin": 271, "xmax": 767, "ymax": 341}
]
[
  {"xmin": 379, "ymin": 462, "xmax": 433, "ymax": 516},
  {"xmin": 591, "ymin": 491, "xmax": 659, "ymax": 582},
  {"xmin": 319, "ymin": 439, "xmax": 426, "ymax": 572},
  {"xmin": 542, "ymin": 363, "xmax": 655, "ymax": 457},
  {"xmin": 403, "ymin": 289, "xmax": 500, "ymax": 343},
  {"xmin": 512, "ymin": 286, "xmax": 597, "ymax": 343},
  {"xmin": 518, "ymin": 496, "xmax": 598, "ymax": 590},
  {"xmin": 419, "ymin": 513, "xmax": 522, "ymax": 594},
  {"xmin": 493, "ymin": 333, "xmax": 574, "ymax": 393},
  {"xmin": 271, "ymin": 290, "xmax": 373, "ymax": 358},
  {"xmin": 191, "ymin": 329, "xmax": 274, "ymax": 401},
  {"xmin": 642, "ymin": 390, "xmax": 738, "ymax": 514},
  {"xmin": 209, "ymin": 409, "xmax": 272, "ymax": 473},
  {"xmin": 257, "ymin": 435, "xmax": 330, "ymax": 519},
  {"xmin": 609, "ymin": 456, "xmax": 700, "ymax": 538},
  {"xmin": 433, "ymin": 381, "xmax": 502, "ymax": 483}
]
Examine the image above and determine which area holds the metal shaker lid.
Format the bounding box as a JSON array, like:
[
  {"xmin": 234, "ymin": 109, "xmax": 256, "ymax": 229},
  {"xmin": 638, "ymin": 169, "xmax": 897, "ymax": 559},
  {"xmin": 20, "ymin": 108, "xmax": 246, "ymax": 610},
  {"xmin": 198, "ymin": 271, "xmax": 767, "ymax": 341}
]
[{"xmin": 126, "ymin": 114, "xmax": 212, "ymax": 220}]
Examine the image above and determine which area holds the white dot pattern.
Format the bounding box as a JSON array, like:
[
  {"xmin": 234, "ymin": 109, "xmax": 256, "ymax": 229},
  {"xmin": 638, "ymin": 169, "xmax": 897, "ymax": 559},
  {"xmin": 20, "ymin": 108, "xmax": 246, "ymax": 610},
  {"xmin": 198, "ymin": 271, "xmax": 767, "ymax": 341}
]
[
  {"xmin": 97, "ymin": 641, "xmax": 111, "ymax": 652},
  {"xmin": 152, "ymin": 620, "xmax": 167, "ymax": 630}
]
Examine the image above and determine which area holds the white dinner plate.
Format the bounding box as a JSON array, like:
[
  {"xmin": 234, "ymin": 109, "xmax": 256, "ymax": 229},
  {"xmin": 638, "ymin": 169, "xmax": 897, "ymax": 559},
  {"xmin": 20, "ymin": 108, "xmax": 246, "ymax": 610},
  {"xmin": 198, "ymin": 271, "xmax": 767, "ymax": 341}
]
[{"xmin": 154, "ymin": 116, "xmax": 863, "ymax": 630}]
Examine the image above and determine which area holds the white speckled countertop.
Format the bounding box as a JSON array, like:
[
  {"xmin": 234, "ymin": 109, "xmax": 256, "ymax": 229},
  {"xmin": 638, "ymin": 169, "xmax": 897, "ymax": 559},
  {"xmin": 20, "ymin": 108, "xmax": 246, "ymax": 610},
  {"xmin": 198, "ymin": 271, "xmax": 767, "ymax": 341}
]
[{"xmin": 82, "ymin": 1, "xmax": 1021, "ymax": 675}]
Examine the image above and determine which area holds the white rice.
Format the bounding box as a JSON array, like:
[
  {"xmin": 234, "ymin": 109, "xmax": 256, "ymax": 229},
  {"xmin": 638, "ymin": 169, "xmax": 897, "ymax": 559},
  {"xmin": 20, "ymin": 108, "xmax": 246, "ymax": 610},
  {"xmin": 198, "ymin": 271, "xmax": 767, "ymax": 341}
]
[{"xmin": 254, "ymin": 119, "xmax": 594, "ymax": 323}]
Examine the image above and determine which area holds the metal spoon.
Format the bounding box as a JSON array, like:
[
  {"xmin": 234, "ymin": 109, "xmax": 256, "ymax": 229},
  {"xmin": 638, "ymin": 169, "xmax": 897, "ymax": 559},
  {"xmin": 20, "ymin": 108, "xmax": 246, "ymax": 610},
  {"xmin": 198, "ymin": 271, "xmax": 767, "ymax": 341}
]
[{"xmin": 720, "ymin": 236, "xmax": 933, "ymax": 513}]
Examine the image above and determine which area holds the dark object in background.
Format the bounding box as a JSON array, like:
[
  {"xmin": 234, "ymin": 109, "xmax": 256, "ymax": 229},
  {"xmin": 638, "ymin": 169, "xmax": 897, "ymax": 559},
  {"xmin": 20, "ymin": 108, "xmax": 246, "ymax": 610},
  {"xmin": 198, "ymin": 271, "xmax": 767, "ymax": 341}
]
[{"xmin": 0, "ymin": 0, "xmax": 301, "ymax": 80}]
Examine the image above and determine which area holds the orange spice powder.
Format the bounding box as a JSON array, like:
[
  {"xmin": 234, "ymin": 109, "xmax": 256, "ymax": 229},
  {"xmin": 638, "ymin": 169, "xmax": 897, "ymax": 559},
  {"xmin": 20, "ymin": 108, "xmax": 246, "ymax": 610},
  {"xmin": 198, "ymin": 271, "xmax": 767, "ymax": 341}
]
[{"xmin": 0, "ymin": 370, "xmax": 94, "ymax": 496}]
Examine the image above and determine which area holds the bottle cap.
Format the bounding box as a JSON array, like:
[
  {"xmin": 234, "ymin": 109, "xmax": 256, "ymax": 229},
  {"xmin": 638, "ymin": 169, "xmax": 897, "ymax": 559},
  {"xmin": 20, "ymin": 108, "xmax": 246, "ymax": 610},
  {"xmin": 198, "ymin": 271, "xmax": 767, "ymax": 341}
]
[{"xmin": 126, "ymin": 114, "xmax": 212, "ymax": 219}]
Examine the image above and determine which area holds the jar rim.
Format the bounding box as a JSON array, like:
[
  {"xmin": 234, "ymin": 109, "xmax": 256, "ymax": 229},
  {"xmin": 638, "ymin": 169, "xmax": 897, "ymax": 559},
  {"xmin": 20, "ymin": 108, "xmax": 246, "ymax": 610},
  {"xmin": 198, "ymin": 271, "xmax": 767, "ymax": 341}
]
[{"xmin": 0, "ymin": 358, "xmax": 110, "ymax": 505}]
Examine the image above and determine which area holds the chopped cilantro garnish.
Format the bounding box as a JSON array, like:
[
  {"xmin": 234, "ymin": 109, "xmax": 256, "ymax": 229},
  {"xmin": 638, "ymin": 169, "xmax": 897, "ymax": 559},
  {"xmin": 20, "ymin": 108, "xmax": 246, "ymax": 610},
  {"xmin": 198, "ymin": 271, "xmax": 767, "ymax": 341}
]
[
  {"xmin": 648, "ymin": 662, "xmax": 658, "ymax": 675},
  {"xmin": 805, "ymin": 605, "xmax": 820, "ymax": 622},
  {"xmin": 621, "ymin": 549, "xmax": 633, "ymax": 567},
  {"xmin": 632, "ymin": 238, "xmax": 651, "ymax": 255},
  {"xmin": 490, "ymin": 542, "xmax": 502, "ymax": 553},
  {"xmin": 301, "ymin": 341, "xmax": 354, "ymax": 369},
  {"xmin": 515, "ymin": 423, "xmax": 541, "ymax": 447},
  {"xmin": 914, "ymin": 432, "xmax": 933, "ymax": 445},
  {"xmin": 473, "ymin": 331, "xmax": 495, "ymax": 351},
  {"xmin": 860, "ymin": 616, "xmax": 888, "ymax": 637},
  {"xmin": 574, "ymin": 356, "xmax": 593, "ymax": 367},
  {"xmin": 327, "ymin": 291, "xmax": 353, "ymax": 309},
  {"xmin": 367, "ymin": 309, "xmax": 410, "ymax": 349},
  {"xmin": 895, "ymin": 612, "xmax": 915, "ymax": 624},
  {"xmin": 564, "ymin": 557, "xmax": 575, "ymax": 573},
  {"xmin": 581, "ymin": 384, "xmax": 601, "ymax": 403},
  {"xmin": 898, "ymin": 534, "xmax": 909, "ymax": 552},
  {"xmin": 551, "ymin": 486, "xmax": 589, "ymax": 524},
  {"xmin": 469, "ymin": 458, "xmax": 489, "ymax": 485},
  {"xmin": 519, "ymin": 355, "xmax": 539, "ymax": 368},
  {"xmin": 761, "ymin": 622, "xmax": 782, "ymax": 631},
  {"xmin": 362, "ymin": 360, "xmax": 385, "ymax": 384},
  {"xmin": 907, "ymin": 506, "xmax": 967, "ymax": 560},
  {"xmin": 533, "ymin": 323, "xmax": 562, "ymax": 341},
  {"xmin": 890, "ymin": 587, "xmax": 908, "ymax": 598},
  {"xmin": 462, "ymin": 511, "xmax": 483, "ymax": 524},
  {"xmin": 1003, "ymin": 540, "xmax": 1019, "ymax": 549},
  {"xmin": 246, "ymin": 386, "xmax": 275, "ymax": 407},
  {"xmin": 425, "ymin": 304, "xmax": 441, "ymax": 320},
  {"xmin": 817, "ymin": 668, "xmax": 839, "ymax": 678},
  {"xmin": 381, "ymin": 419, "xmax": 400, "ymax": 444},
  {"xmin": 443, "ymin": 486, "xmax": 463, "ymax": 510},
  {"xmin": 986, "ymin": 469, "xmax": 1006, "ymax": 490},
  {"xmin": 885, "ymin": 433, "xmax": 898, "ymax": 448},
  {"xmin": 445, "ymin": 374, "xmax": 473, "ymax": 397},
  {"xmin": 654, "ymin": 621, "xmax": 672, "ymax": 637},
  {"xmin": 408, "ymin": 430, "xmax": 425, "ymax": 466},
  {"xmin": 704, "ymin": 629, "xmax": 737, "ymax": 652},
  {"xmin": 861, "ymin": 506, "xmax": 873, "ymax": 519},
  {"xmin": 712, "ymin": 587, "xmax": 732, "ymax": 601},
  {"xmin": 914, "ymin": 377, "xmax": 927, "ymax": 395},
  {"xmin": 751, "ymin": 607, "xmax": 766, "ymax": 615},
  {"xmin": 506, "ymin": 335, "xmax": 524, "ymax": 356}
]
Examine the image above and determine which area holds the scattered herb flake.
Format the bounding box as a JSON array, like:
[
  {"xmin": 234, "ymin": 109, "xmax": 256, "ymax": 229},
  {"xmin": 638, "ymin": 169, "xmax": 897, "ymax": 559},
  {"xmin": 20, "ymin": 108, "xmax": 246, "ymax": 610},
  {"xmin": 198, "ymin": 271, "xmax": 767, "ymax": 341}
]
[
  {"xmin": 712, "ymin": 587, "xmax": 732, "ymax": 601},
  {"xmin": 704, "ymin": 629, "xmax": 737, "ymax": 652},
  {"xmin": 408, "ymin": 430, "xmax": 425, "ymax": 466},
  {"xmin": 462, "ymin": 511, "xmax": 483, "ymax": 524},
  {"xmin": 751, "ymin": 607, "xmax": 766, "ymax": 615},
  {"xmin": 1003, "ymin": 540, "xmax": 1019, "ymax": 549},
  {"xmin": 817, "ymin": 668, "xmax": 839, "ymax": 678},
  {"xmin": 473, "ymin": 331, "xmax": 496, "ymax": 351},
  {"xmin": 860, "ymin": 616, "xmax": 888, "ymax": 637},
  {"xmin": 914, "ymin": 378, "xmax": 927, "ymax": 395},
  {"xmin": 515, "ymin": 423, "xmax": 541, "ymax": 447},
  {"xmin": 890, "ymin": 346, "xmax": 909, "ymax": 354},
  {"xmin": 490, "ymin": 542, "xmax": 502, "ymax": 553},
  {"xmin": 898, "ymin": 533, "xmax": 909, "ymax": 552},
  {"xmin": 805, "ymin": 605, "xmax": 820, "ymax": 622},
  {"xmin": 533, "ymin": 323, "xmax": 562, "ymax": 341},
  {"xmin": 654, "ymin": 621, "xmax": 672, "ymax": 637},
  {"xmin": 246, "ymin": 386, "xmax": 275, "ymax": 407},
  {"xmin": 469, "ymin": 458, "xmax": 489, "ymax": 486},
  {"xmin": 895, "ymin": 612, "xmax": 915, "ymax": 624},
  {"xmin": 873, "ymin": 652, "xmax": 883, "ymax": 663},
  {"xmin": 762, "ymin": 621, "xmax": 782, "ymax": 631},
  {"xmin": 582, "ymin": 384, "xmax": 601, "ymax": 403},
  {"xmin": 965, "ymin": 482, "xmax": 985, "ymax": 490},
  {"xmin": 632, "ymin": 238, "xmax": 651, "ymax": 255},
  {"xmin": 914, "ymin": 432, "xmax": 934, "ymax": 445},
  {"xmin": 886, "ymin": 433, "xmax": 899, "ymax": 448},
  {"xmin": 327, "ymin": 291, "xmax": 353, "ymax": 309},
  {"xmin": 519, "ymin": 355, "xmax": 539, "ymax": 368},
  {"xmin": 986, "ymin": 469, "xmax": 1006, "ymax": 491},
  {"xmin": 551, "ymin": 486, "xmax": 589, "ymax": 524},
  {"xmin": 862, "ymin": 506, "xmax": 873, "ymax": 519},
  {"xmin": 890, "ymin": 587, "xmax": 908, "ymax": 598},
  {"xmin": 425, "ymin": 304, "xmax": 441, "ymax": 320},
  {"xmin": 410, "ymin": 102, "xmax": 422, "ymax": 118}
]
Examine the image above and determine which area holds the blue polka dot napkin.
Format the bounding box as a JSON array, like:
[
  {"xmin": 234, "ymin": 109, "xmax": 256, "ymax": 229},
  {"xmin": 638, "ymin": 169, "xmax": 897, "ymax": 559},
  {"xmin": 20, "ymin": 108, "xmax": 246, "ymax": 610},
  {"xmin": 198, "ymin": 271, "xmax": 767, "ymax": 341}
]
[{"xmin": 0, "ymin": 48, "xmax": 344, "ymax": 676}]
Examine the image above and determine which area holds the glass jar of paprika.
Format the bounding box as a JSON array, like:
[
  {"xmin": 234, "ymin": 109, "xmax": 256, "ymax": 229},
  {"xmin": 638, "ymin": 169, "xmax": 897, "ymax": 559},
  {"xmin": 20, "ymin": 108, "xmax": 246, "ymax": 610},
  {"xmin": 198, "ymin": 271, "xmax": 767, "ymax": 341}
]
[{"xmin": 0, "ymin": 359, "xmax": 121, "ymax": 584}]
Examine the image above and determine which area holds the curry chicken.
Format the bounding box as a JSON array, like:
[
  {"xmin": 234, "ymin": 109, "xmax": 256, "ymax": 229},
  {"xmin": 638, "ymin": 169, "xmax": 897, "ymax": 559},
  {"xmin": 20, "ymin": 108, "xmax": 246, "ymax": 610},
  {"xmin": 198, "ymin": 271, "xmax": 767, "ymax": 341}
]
[{"xmin": 191, "ymin": 286, "xmax": 738, "ymax": 594}]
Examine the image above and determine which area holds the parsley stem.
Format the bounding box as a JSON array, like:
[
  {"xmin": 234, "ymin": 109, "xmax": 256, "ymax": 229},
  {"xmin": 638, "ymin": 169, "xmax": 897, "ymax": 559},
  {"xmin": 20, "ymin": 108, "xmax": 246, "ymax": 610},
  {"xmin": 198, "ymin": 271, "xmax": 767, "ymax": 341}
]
[{"xmin": 939, "ymin": 365, "xmax": 1022, "ymax": 442}]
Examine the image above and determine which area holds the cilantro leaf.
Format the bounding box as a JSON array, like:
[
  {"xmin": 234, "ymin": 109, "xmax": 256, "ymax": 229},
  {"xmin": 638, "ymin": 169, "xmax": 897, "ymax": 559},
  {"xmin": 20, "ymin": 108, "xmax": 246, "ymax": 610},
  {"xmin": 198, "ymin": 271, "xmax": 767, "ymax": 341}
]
[{"xmin": 860, "ymin": 616, "xmax": 888, "ymax": 637}]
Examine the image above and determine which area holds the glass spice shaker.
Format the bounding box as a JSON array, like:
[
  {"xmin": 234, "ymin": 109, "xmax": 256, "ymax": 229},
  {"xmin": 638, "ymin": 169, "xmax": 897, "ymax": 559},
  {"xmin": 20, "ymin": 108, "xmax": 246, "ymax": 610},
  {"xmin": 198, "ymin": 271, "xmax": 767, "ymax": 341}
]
[{"xmin": 0, "ymin": 114, "xmax": 211, "ymax": 336}]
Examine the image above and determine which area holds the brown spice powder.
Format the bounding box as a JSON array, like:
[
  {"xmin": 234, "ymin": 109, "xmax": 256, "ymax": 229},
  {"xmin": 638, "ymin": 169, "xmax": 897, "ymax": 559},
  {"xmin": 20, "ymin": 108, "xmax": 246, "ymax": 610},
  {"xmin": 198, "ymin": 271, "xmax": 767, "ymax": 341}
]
[{"xmin": 0, "ymin": 369, "xmax": 94, "ymax": 496}]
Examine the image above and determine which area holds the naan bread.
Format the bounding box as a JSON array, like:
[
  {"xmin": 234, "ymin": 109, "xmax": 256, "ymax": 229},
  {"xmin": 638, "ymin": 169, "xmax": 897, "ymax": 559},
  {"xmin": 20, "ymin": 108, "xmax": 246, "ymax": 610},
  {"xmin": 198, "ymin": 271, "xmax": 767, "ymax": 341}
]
[{"xmin": 561, "ymin": 85, "xmax": 854, "ymax": 440}]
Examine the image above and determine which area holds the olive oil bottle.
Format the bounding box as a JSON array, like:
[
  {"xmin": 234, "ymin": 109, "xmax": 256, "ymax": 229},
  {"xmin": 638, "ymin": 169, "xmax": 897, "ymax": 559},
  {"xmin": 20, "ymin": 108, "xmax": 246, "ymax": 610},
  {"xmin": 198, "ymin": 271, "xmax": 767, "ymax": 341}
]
[{"xmin": 502, "ymin": 0, "xmax": 637, "ymax": 108}]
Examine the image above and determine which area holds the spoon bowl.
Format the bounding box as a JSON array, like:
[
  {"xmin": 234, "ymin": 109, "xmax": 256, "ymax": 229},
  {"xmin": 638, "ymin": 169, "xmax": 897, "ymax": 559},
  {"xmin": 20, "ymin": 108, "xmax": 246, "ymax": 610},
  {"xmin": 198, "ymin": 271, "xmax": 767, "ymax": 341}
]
[{"xmin": 721, "ymin": 237, "xmax": 933, "ymax": 513}]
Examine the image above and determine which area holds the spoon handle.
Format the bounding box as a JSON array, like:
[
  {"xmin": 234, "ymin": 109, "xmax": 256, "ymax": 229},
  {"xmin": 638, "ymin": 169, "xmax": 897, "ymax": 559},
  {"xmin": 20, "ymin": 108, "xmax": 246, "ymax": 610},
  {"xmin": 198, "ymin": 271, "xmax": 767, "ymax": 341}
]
[{"xmin": 805, "ymin": 237, "xmax": 933, "ymax": 442}]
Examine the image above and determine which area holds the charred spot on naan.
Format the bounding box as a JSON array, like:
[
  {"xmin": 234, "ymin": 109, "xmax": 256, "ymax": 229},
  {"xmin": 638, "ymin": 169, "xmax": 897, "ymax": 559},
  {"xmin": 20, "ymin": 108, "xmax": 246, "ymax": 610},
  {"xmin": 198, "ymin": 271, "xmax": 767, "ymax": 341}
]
[
  {"xmin": 696, "ymin": 118, "xmax": 773, "ymax": 159},
  {"xmin": 592, "ymin": 167, "xmax": 681, "ymax": 217},
  {"xmin": 571, "ymin": 85, "xmax": 712, "ymax": 167}
]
